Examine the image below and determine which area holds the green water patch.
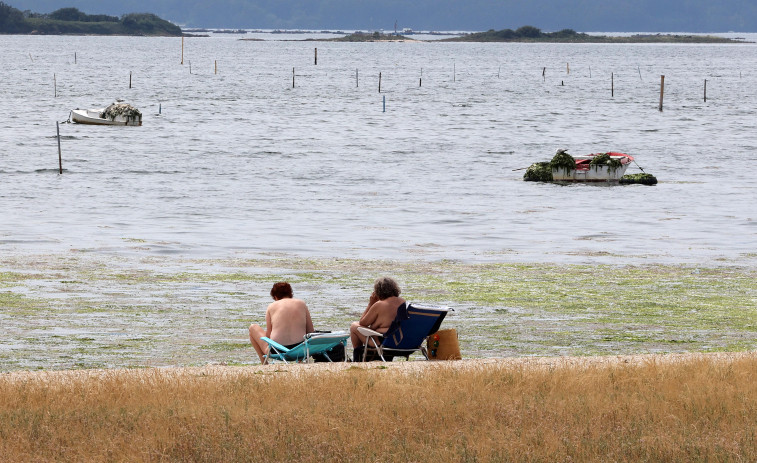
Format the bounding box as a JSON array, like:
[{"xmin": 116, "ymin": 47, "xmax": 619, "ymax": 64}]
[
  {"xmin": 1, "ymin": 255, "xmax": 756, "ymax": 370},
  {"xmin": 200, "ymin": 341, "xmax": 250, "ymax": 352}
]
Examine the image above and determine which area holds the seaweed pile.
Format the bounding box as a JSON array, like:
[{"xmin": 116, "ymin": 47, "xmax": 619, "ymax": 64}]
[
  {"xmin": 523, "ymin": 161, "xmax": 553, "ymax": 182},
  {"xmin": 101, "ymin": 103, "xmax": 142, "ymax": 121},
  {"xmin": 550, "ymin": 149, "xmax": 576, "ymax": 175},
  {"xmin": 589, "ymin": 152, "xmax": 623, "ymax": 172},
  {"xmin": 620, "ymin": 173, "xmax": 658, "ymax": 185}
]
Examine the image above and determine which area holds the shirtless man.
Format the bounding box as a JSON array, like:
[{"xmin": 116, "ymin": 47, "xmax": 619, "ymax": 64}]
[
  {"xmin": 349, "ymin": 277, "xmax": 406, "ymax": 352},
  {"xmin": 249, "ymin": 282, "xmax": 314, "ymax": 364}
]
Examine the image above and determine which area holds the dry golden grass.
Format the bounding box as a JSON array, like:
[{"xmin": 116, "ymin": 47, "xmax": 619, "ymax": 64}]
[{"xmin": 2, "ymin": 354, "xmax": 756, "ymax": 462}]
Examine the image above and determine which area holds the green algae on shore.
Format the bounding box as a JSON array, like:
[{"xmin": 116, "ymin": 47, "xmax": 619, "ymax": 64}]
[{"xmin": 1, "ymin": 254, "xmax": 755, "ymax": 371}]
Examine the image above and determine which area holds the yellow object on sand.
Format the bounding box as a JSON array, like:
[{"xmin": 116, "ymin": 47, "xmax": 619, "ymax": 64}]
[{"xmin": 428, "ymin": 328, "xmax": 461, "ymax": 360}]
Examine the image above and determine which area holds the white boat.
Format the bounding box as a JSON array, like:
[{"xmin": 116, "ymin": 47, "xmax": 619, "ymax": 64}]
[
  {"xmin": 551, "ymin": 151, "xmax": 633, "ymax": 182},
  {"xmin": 70, "ymin": 102, "xmax": 142, "ymax": 126}
]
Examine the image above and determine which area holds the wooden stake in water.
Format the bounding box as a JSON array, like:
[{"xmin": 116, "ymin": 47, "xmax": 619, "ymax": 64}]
[
  {"xmin": 56, "ymin": 121, "xmax": 62, "ymax": 174},
  {"xmin": 378, "ymin": 72, "xmax": 381, "ymax": 93},
  {"xmin": 74, "ymin": 52, "xmax": 77, "ymax": 64},
  {"xmin": 542, "ymin": 67, "xmax": 546, "ymax": 82},
  {"xmin": 292, "ymin": 67, "xmax": 295, "ymax": 88},
  {"xmin": 659, "ymin": 75, "xmax": 665, "ymax": 111},
  {"xmin": 638, "ymin": 66, "xmax": 642, "ymax": 80},
  {"xmin": 611, "ymin": 73, "xmax": 614, "ymax": 97},
  {"xmin": 159, "ymin": 103, "xmax": 161, "ymax": 114},
  {"xmin": 189, "ymin": 61, "xmax": 192, "ymax": 74},
  {"xmin": 704, "ymin": 79, "xmax": 707, "ymax": 102},
  {"xmin": 129, "ymin": 71, "xmax": 132, "ymax": 89},
  {"xmin": 383, "ymin": 95, "xmax": 386, "ymax": 112},
  {"xmin": 356, "ymin": 69, "xmax": 359, "ymax": 87},
  {"xmin": 314, "ymin": 48, "xmax": 317, "ymax": 65},
  {"xmin": 181, "ymin": 36, "xmax": 184, "ymax": 65},
  {"xmin": 566, "ymin": 63, "xmax": 570, "ymax": 74}
]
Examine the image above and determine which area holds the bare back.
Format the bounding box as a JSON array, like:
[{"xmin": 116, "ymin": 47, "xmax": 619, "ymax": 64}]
[
  {"xmin": 359, "ymin": 296, "xmax": 405, "ymax": 334},
  {"xmin": 266, "ymin": 298, "xmax": 314, "ymax": 346}
]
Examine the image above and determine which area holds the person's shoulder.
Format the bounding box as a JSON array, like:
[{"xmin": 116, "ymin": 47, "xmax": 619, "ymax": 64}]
[
  {"xmin": 376, "ymin": 297, "xmax": 402, "ymax": 309},
  {"xmin": 267, "ymin": 300, "xmax": 281, "ymax": 311},
  {"xmin": 288, "ymin": 298, "xmax": 307, "ymax": 307}
]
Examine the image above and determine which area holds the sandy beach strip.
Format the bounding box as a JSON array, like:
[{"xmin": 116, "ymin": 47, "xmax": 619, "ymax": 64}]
[{"xmin": 3, "ymin": 351, "xmax": 754, "ymax": 384}]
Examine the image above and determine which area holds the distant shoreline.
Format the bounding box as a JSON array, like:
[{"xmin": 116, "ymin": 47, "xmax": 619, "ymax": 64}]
[{"xmin": 182, "ymin": 28, "xmax": 751, "ymax": 44}]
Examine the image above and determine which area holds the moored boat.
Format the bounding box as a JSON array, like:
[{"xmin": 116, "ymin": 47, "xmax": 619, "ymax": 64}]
[
  {"xmin": 550, "ymin": 150, "xmax": 633, "ymax": 182},
  {"xmin": 523, "ymin": 149, "xmax": 656, "ymax": 184},
  {"xmin": 70, "ymin": 102, "xmax": 142, "ymax": 126}
]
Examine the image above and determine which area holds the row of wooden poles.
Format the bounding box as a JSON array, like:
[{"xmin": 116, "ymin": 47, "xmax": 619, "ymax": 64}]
[
  {"xmin": 54, "ymin": 64, "xmax": 706, "ymax": 112},
  {"xmin": 52, "ymin": 43, "xmax": 714, "ymax": 174}
]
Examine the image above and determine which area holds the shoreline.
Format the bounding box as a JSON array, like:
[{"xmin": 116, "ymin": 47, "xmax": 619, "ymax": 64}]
[{"xmin": 1, "ymin": 252, "xmax": 755, "ymax": 372}]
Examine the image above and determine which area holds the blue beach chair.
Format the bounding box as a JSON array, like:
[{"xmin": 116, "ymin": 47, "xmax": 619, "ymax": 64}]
[
  {"xmin": 261, "ymin": 331, "xmax": 349, "ymax": 364},
  {"xmin": 356, "ymin": 303, "xmax": 450, "ymax": 362}
]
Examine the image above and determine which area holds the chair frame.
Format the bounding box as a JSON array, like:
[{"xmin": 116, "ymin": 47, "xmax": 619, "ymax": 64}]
[
  {"xmin": 262, "ymin": 331, "xmax": 349, "ymax": 364},
  {"xmin": 357, "ymin": 303, "xmax": 451, "ymax": 362}
]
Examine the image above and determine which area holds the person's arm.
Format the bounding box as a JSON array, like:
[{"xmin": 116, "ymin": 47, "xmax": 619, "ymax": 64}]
[
  {"xmin": 264, "ymin": 305, "xmax": 273, "ymax": 338},
  {"xmin": 361, "ymin": 291, "xmax": 379, "ymax": 317},
  {"xmin": 359, "ymin": 302, "xmax": 379, "ymax": 328},
  {"xmin": 305, "ymin": 305, "xmax": 314, "ymax": 333}
]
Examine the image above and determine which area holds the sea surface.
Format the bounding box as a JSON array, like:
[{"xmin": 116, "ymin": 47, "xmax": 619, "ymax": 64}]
[{"xmin": 2, "ymin": 33, "xmax": 756, "ymax": 266}]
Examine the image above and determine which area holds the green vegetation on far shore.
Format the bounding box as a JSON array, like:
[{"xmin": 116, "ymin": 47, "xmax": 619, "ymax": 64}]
[
  {"xmin": 444, "ymin": 25, "xmax": 744, "ymax": 43},
  {"xmin": 313, "ymin": 26, "xmax": 744, "ymax": 43},
  {"xmin": 0, "ymin": 3, "xmax": 182, "ymax": 36},
  {"xmin": 324, "ymin": 31, "xmax": 412, "ymax": 42}
]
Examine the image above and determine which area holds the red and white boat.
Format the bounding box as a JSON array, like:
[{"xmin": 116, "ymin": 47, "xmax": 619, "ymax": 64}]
[{"xmin": 551, "ymin": 151, "xmax": 634, "ymax": 182}]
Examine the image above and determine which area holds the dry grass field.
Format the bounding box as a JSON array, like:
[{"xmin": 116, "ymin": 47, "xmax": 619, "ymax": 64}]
[{"xmin": 2, "ymin": 353, "xmax": 756, "ymax": 462}]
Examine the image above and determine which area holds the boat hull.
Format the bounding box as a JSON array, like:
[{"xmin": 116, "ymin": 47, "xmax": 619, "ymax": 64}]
[
  {"xmin": 71, "ymin": 109, "xmax": 142, "ymax": 126},
  {"xmin": 552, "ymin": 152, "xmax": 633, "ymax": 182},
  {"xmin": 552, "ymin": 163, "xmax": 631, "ymax": 182}
]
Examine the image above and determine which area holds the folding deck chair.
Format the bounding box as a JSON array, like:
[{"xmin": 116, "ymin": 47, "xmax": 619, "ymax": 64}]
[
  {"xmin": 261, "ymin": 331, "xmax": 349, "ymax": 364},
  {"xmin": 356, "ymin": 302, "xmax": 450, "ymax": 362}
]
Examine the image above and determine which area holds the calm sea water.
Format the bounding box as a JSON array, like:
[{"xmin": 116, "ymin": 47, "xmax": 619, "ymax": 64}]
[{"xmin": 1, "ymin": 34, "xmax": 756, "ymax": 265}]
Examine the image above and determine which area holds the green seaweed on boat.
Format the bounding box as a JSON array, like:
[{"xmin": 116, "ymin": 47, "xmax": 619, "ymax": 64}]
[
  {"xmin": 549, "ymin": 149, "xmax": 576, "ymax": 175},
  {"xmin": 523, "ymin": 162, "xmax": 553, "ymax": 182},
  {"xmin": 589, "ymin": 152, "xmax": 623, "ymax": 172}
]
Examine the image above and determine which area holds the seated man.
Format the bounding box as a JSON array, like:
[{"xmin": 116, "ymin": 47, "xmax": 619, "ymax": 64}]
[
  {"xmin": 249, "ymin": 282, "xmax": 314, "ymax": 364},
  {"xmin": 349, "ymin": 277, "xmax": 406, "ymax": 357}
]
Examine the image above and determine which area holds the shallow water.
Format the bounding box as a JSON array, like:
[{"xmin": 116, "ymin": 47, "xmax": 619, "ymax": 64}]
[{"xmin": 1, "ymin": 34, "xmax": 756, "ymax": 265}]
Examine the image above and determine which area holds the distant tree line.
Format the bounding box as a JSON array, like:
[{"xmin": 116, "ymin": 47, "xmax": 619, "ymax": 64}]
[
  {"xmin": 444, "ymin": 25, "xmax": 737, "ymax": 43},
  {"xmin": 0, "ymin": 2, "xmax": 181, "ymax": 35},
  {"xmin": 449, "ymin": 26, "xmax": 591, "ymax": 42}
]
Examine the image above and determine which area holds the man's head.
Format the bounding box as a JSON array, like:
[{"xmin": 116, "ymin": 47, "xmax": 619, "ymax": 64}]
[
  {"xmin": 374, "ymin": 277, "xmax": 401, "ymax": 300},
  {"xmin": 270, "ymin": 282, "xmax": 293, "ymax": 300}
]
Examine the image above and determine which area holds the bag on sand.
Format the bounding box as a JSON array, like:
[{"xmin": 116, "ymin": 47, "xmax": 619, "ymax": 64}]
[{"xmin": 426, "ymin": 328, "xmax": 462, "ymax": 360}]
